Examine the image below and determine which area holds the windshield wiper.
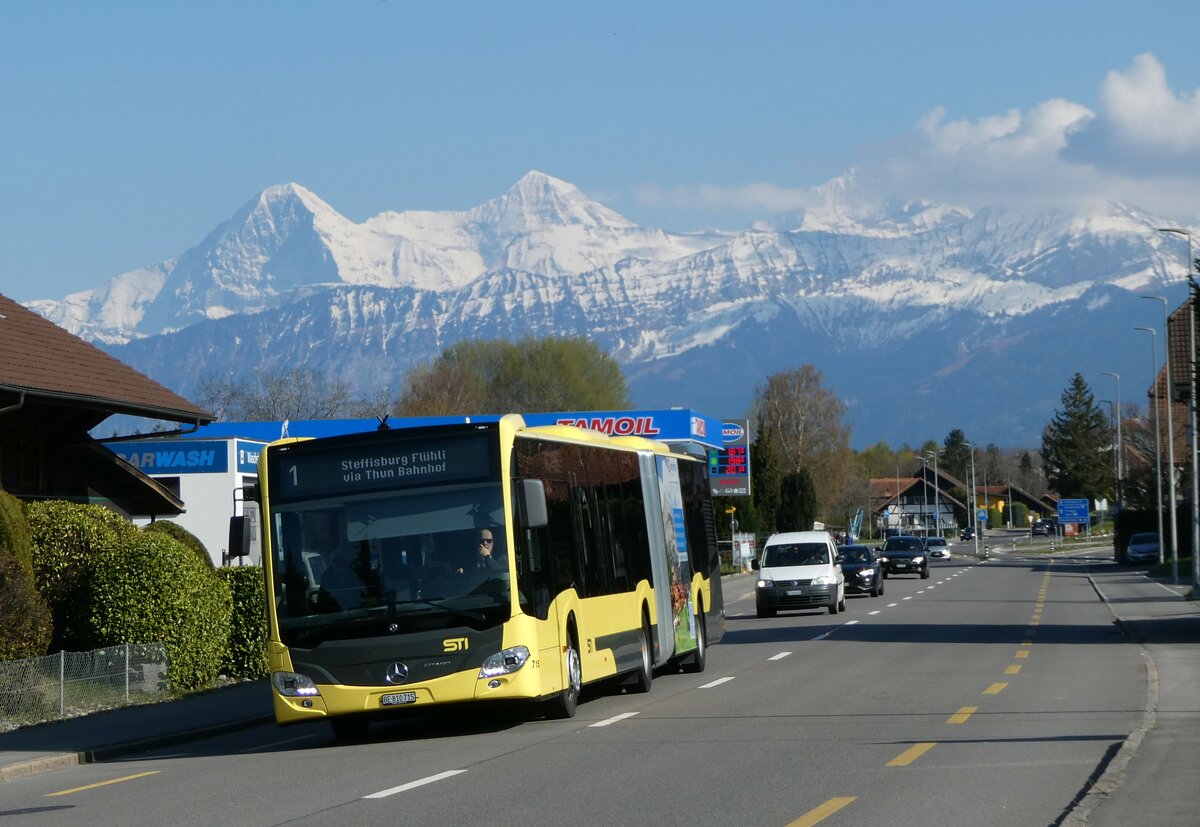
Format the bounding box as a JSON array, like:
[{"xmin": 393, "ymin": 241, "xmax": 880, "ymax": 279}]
[{"xmin": 400, "ymin": 598, "xmax": 488, "ymax": 625}]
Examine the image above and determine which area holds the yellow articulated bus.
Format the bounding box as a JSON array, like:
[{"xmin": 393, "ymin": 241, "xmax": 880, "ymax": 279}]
[{"xmin": 242, "ymin": 414, "xmax": 725, "ymax": 739}]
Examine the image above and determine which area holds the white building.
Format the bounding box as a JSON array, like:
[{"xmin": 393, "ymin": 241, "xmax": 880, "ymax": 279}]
[{"xmin": 108, "ymin": 437, "xmax": 265, "ymax": 566}]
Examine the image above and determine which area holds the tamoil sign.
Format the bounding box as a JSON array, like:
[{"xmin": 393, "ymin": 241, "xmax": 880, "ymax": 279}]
[{"xmin": 708, "ymin": 419, "xmax": 750, "ymax": 497}]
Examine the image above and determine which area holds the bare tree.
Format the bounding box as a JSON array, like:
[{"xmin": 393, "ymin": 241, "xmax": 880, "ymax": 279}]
[
  {"xmin": 197, "ymin": 367, "xmax": 359, "ymax": 421},
  {"xmin": 751, "ymin": 366, "xmax": 852, "ymax": 519}
]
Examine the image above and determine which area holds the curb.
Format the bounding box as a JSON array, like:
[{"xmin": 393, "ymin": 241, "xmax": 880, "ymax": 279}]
[
  {"xmin": 83, "ymin": 713, "xmax": 276, "ymax": 763},
  {"xmin": 0, "ymin": 752, "xmax": 83, "ymax": 783},
  {"xmin": 0, "ymin": 713, "xmax": 275, "ymax": 783}
]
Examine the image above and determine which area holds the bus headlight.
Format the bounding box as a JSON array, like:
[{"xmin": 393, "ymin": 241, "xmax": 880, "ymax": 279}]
[
  {"xmin": 273, "ymin": 671, "xmax": 320, "ymax": 697},
  {"xmin": 479, "ymin": 645, "xmax": 531, "ymax": 678}
]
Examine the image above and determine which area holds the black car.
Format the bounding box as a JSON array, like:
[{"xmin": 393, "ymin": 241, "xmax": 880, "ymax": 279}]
[
  {"xmin": 837, "ymin": 544, "xmax": 884, "ymax": 597},
  {"xmin": 878, "ymin": 535, "xmax": 930, "ymax": 579},
  {"xmin": 1031, "ymin": 519, "xmax": 1055, "ymax": 536},
  {"xmin": 960, "ymin": 526, "xmax": 975, "ymax": 542}
]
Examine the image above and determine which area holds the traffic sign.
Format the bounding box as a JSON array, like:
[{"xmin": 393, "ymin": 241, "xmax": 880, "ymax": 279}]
[{"xmin": 1058, "ymin": 498, "xmax": 1089, "ymax": 524}]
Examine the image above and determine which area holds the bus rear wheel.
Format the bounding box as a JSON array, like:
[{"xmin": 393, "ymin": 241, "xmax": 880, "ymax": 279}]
[
  {"xmin": 545, "ymin": 636, "xmax": 581, "ymax": 719},
  {"xmin": 628, "ymin": 620, "xmax": 654, "ymax": 693},
  {"xmin": 681, "ymin": 611, "xmax": 707, "ymax": 673}
]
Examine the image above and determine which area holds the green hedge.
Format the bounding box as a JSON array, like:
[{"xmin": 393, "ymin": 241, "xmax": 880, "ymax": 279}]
[
  {"xmin": 87, "ymin": 531, "xmax": 232, "ymax": 692},
  {"xmin": 0, "ymin": 547, "xmax": 52, "ymax": 660},
  {"xmin": 26, "ymin": 500, "xmax": 234, "ymax": 692},
  {"xmin": 26, "ymin": 501, "xmax": 137, "ymax": 650},
  {"xmin": 143, "ymin": 520, "xmax": 213, "ymax": 569},
  {"xmin": 217, "ymin": 566, "xmax": 268, "ymax": 680},
  {"xmin": 0, "ymin": 489, "xmax": 33, "ymax": 576}
]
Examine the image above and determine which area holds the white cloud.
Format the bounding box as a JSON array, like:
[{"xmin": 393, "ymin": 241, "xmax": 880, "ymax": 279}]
[
  {"xmin": 918, "ymin": 99, "xmax": 1094, "ymax": 158},
  {"xmin": 633, "ymin": 53, "xmax": 1200, "ymax": 225},
  {"xmin": 1101, "ymin": 53, "xmax": 1200, "ymax": 154}
]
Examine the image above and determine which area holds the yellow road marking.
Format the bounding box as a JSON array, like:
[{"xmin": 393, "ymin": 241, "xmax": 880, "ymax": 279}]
[
  {"xmin": 946, "ymin": 706, "xmax": 977, "ymax": 724},
  {"xmin": 1015, "ymin": 649, "xmax": 1029, "ymax": 659},
  {"xmin": 1005, "ymin": 664, "xmax": 1022, "ymax": 675},
  {"xmin": 984, "ymin": 682, "xmax": 1008, "ymax": 695},
  {"xmin": 787, "ymin": 796, "xmax": 857, "ymax": 826},
  {"xmin": 45, "ymin": 770, "xmax": 160, "ymax": 797},
  {"xmin": 1028, "ymin": 621, "xmax": 1040, "ymax": 626},
  {"xmin": 887, "ymin": 742, "xmax": 937, "ymax": 766}
]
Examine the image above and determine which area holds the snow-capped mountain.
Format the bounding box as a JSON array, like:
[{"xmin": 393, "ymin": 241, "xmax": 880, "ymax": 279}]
[{"xmin": 24, "ymin": 171, "xmax": 1193, "ymax": 447}]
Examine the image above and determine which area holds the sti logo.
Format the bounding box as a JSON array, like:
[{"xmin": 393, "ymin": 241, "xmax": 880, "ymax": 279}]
[{"xmin": 722, "ymin": 422, "xmax": 746, "ymax": 443}]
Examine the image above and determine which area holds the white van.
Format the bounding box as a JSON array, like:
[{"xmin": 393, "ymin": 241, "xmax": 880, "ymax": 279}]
[{"xmin": 752, "ymin": 530, "xmax": 846, "ymax": 617}]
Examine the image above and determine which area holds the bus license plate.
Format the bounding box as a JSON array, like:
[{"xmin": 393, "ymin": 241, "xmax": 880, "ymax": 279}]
[{"xmin": 380, "ymin": 691, "xmax": 417, "ymax": 706}]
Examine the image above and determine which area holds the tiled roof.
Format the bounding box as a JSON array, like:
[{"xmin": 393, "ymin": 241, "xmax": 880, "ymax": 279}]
[
  {"xmin": 0, "ymin": 292, "xmax": 211, "ymax": 423},
  {"xmin": 869, "ymin": 477, "xmax": 919, "ymax": 500}
]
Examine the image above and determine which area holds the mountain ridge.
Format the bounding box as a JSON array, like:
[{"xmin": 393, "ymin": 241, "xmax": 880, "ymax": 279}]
[{"xmin": 22, "ymin": 171, "xmax": 1191, "ymax": 447}]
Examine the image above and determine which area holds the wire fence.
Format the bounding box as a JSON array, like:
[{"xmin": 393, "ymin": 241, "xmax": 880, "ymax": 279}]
[{"xmin": 0, "ymin": 643, "xmax": 170, "ymax": 732}]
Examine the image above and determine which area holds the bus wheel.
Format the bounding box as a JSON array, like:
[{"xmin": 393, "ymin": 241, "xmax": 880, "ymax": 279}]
[
  {"xmin": 681, "ymin": 611, "xmax": 707, "ymax": 674},
  {"xmin": 330, "ymin": 716, "xmax": 369, "ymax": 742},
  {"xmin": 546, "ymin": 636, "xmax": 581, "ymax": 719},
  {"xmin": 629, "ymin": 620, "xmax": 654, "ymax": 693}
]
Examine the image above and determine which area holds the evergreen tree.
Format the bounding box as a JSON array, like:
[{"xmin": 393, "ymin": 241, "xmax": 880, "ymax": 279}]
[
  {"xmin": 1040, "ymin": 373, "xmax": 1113, "ymax": 499},
  {"xmin": 942, "ymin": 429, "xmax": 971, "ymax": 483},
  {"xmin": 750, "ymin": 417, "xmax": 782, "ymax": 534},
  {"xmin": 778, "ymin": 469, "xmax": 818, "ymax": 532}
]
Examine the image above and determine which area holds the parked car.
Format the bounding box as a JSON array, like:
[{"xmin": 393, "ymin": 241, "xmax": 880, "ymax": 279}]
[
  {"xmin": 753, "ymin": 531, "xmax": 846, "ymax": 617},
  {"xmin": 878, "ymin": 535, "xmax": 930, "ymax": 579},
  {"xmin": 924, "ymin": 536, "xmax": 951, "ymax": 560},
  {"xmin": 1125, "ymin": 532, "xmax": 1160, "ymax": 565},
  {"xmin": 1031, "ymin": 519, "xmax": 1055, "ymax": 536},
  {"xmin": 837, "ymin": 544, "xmax": 884, "ymax": 597}
]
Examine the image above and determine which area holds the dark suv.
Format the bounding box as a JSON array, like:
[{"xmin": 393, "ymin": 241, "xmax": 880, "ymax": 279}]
[{"xmin": 878, "ymin": 535, "xmax": 930, "ymax": 579}]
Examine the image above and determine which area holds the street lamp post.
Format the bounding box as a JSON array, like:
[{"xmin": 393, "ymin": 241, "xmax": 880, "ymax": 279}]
[
  {"xmin": 1100, "ymin": 397, "xmax": 1117, "ymax": 511},
  {"xmin": 920, "ymin": 454, "xmax": 929, "ymax": 536},
  {"xmin": 965, "ymin": 442, "xmax": 980, "ymax": 558},
  {"xmin": 1158, "ymin": 227, "xmax": 1198, "ymax": 590},
  {"xmin": 927, "ymin": 450, "xmax": 942, "ymax": 537},
  {"xmin": 1102, "ymin": 371, "xmax": 1122, "ymax": 511},
  {"xmin": 1136, "ymin": 326, "xmax": 1166, "ymax": 565},
  {"xmin": 1143, "ymin": 294, "xmax": 1178, "ymax": 581}
]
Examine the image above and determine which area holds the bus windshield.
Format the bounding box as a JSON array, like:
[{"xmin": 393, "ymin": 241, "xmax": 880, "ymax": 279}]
[{"xmin": 269, "ymin": 479, "xmax": 511, "ymax": 641}]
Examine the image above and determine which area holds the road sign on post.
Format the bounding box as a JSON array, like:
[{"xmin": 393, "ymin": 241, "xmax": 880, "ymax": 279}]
[{"xmin": 1057, "ymin": 498, "xmax": 1089, "ymax": 525}]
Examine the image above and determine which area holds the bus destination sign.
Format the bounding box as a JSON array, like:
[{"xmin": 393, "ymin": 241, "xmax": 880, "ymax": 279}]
[{"xmin": 271, "ymin": 432, "xmax": 494, "ymax": 500}]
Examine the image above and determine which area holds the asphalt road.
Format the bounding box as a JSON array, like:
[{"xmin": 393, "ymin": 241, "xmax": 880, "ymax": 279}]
[{"xmin": 0, "ymin": 547, "xmax": 1159, "ymax": 826}]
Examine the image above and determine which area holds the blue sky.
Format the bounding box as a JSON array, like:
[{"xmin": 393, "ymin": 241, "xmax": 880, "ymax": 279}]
[{"xmin": 3, "ymin": 1, "xmax": 1200, "ymax": 302}]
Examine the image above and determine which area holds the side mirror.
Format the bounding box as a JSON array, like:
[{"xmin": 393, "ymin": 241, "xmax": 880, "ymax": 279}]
[
  {"xmin": 228, "ymin": 515, "xmax": 250, "ymax": 558},
  {"xmin": 835, "ymin": 554, "xmax": 845, "ymax": 564},
  {"xmin": 514, "ymin": 479, "xmax": 548, "ymax": 528},
  {"xmin": 750, "ymin": 559, "xmax": 760, "ymax": 571}
]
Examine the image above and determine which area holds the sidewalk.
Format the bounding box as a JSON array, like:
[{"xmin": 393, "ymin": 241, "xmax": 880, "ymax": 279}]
[
  {"xmin": 0, "ymin": 679, "xmax": 273, "ymax": 782},
  {"xmin": 1065, "ymin": 564, "xmax": 1200, "ymax": 826}
]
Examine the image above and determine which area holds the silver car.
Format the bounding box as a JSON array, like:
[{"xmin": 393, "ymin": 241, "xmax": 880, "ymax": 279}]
[
  {"xmin": 924, "ymin": 536, "xmax": 951, "ymax": 560},
  {"xmin": 1125, "ymin": 532, "xmax": 1159, "ymax": 564}
]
